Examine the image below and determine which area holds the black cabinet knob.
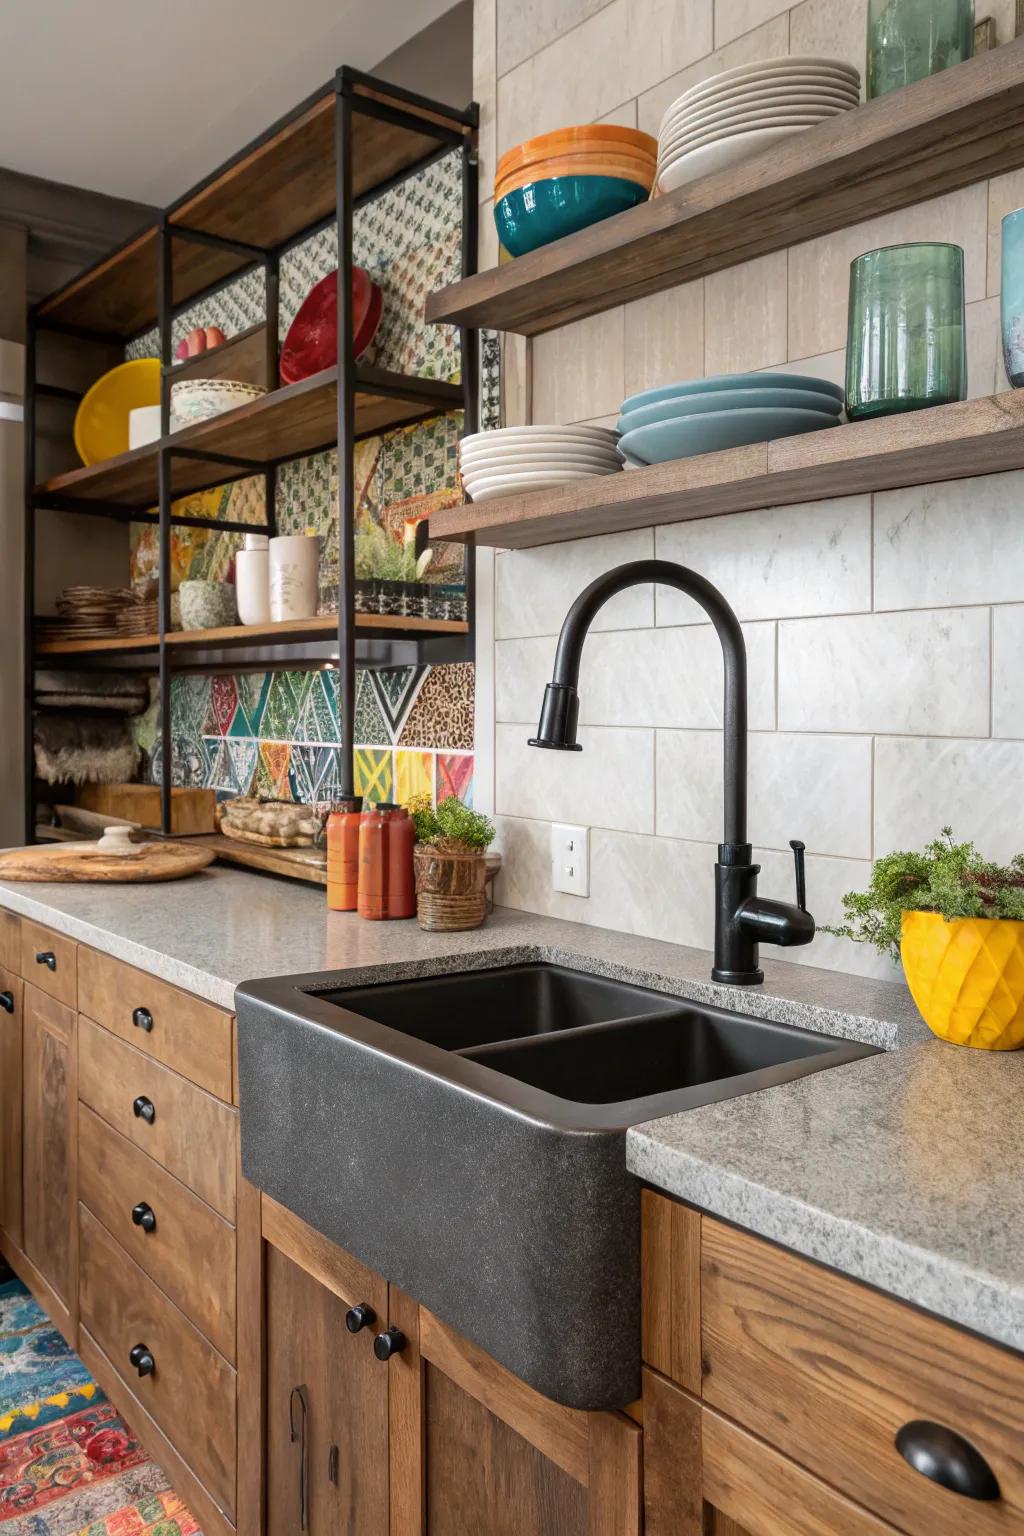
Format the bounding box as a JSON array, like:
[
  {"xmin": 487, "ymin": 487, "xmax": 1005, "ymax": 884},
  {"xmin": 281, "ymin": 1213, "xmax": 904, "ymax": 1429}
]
[
  {"xmin": 131, "ymin": 1201, "xmax": 157, "ymax": 1233},
  {"xmin": 129, "ymin": 1343, "xmax": 155, "ymax": 1377},
  {"xmin": 373, "ymin": 1326, "xmax": 407, "ymax": 1362},
  {"xmin": 345, "ymin": 1302, "xmax": 376, "ymax": 1334},
  {"xmin": 0, "ymin": 992, "xmax": 13, "ymax": 1014},
  {"xmin": 896, "ymin": 1420, "xmax": 1000, "ymax": 1501},
  {"xmin": 132, "ymin": 1007, "xmax": 153, "ymax": 1033},
  {"xmin": 132, "ymin": 1095, "xmax": 156, "ymax": 1124},
  {"xmin": 35, "ymin": 951, "xmax": 56, "ymax": 972}
]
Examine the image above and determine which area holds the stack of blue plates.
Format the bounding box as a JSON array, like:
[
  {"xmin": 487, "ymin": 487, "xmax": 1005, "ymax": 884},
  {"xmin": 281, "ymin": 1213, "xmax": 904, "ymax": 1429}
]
[{"xmin": 616, "ymin": 371, "xmax": 844, "ymax": 466}]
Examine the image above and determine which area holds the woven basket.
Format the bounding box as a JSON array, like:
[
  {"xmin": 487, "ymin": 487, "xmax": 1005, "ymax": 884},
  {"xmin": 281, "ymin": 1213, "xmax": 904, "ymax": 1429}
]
[{"xmin": 414, "ymin": 845, "xmax": 488, "ymax": 931}]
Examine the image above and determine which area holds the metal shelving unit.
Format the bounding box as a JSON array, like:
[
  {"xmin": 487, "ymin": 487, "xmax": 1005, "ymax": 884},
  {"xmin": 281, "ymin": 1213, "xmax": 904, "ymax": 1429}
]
[{"xmin": 25, "ymin": 65, "xmax": 479, "ymax": 841}]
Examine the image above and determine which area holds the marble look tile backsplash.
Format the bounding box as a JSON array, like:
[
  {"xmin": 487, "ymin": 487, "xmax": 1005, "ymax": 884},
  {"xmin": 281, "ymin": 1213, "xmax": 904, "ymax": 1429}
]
[{"xmin": 474, "ymin": 0, "xmax": 1024, "ymax": 981}]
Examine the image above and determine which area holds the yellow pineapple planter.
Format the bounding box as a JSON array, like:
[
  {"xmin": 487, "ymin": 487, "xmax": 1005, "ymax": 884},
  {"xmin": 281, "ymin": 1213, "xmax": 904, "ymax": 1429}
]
[{"xmin": 900, "ymin": 910, "xmax": 1024, "ymax": 1050}]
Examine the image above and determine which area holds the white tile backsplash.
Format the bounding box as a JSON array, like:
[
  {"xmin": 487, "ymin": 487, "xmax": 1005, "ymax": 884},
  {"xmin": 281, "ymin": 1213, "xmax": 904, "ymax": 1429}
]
[
  {"xmin": 992, "ymin": 605, "xmax": 1024, "ymax": 739},
  {"xmin": 495, "ymin": 528, "xmax": 656, "ymax": 639},
  {"xmin": 874, "ymin": 736, "xmax": 1024, "ymax": 860},
  {"xmin": 495, "ymin": 723, "xmax": 655, "ymax": 831},
  {"xmin": 873, "ymin": 470, "xmax": 1024, "ymax": 612}
]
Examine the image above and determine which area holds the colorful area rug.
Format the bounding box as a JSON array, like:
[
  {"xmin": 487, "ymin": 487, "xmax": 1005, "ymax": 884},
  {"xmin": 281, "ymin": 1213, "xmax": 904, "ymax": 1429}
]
[{"xmin": 0, "ymin": 1271, "xmax": 200, "ymax": 1535}]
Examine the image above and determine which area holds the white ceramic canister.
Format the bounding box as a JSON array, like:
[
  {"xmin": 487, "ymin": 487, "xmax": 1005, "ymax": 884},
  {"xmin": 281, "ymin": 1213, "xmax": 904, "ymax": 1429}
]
[
  {"xmin": 236, "ymin": 532, "xmax": 270, "ymax": 625},
  {"xmin": 128, "ymin": 404, "xmax": 162, "ymax": 449},
  {"xmin": 269, "ymin": 532, "xmax": 320, "ymax": 622}
]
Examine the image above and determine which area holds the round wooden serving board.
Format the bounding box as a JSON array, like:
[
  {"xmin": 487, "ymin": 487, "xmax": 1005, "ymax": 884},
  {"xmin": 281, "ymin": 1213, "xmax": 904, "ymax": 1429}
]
[{"xmin": 0, "ymin": 842, "xmax": 216, "ymax": 883}]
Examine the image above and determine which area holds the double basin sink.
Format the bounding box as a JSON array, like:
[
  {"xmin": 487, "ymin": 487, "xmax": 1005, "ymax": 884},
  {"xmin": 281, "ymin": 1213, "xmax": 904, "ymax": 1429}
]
[{"xmin": 237, "ymin": 961, "xmax": 878, "ymax": 1409}]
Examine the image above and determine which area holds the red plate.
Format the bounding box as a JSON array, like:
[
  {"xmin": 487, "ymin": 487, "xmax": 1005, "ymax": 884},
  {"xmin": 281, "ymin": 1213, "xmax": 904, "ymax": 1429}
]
[{"xmin": 279, "ymin": 267, "xmax": 383, "ymax": 386}]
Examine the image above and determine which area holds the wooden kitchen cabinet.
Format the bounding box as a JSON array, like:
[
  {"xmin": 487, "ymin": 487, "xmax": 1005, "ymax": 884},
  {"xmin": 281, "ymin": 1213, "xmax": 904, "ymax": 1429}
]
[
  {"xmin": 0, "ymin": 964, "xmax": 23, "ymax": 1248},
  {"xmin": 21, "ymin": 981, "xmax": 77, "ymax": 1339}
]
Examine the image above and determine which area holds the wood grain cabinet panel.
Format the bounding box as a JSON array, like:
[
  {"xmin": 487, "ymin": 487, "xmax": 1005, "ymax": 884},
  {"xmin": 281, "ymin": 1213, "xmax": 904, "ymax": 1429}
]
[
  {"xmin": 20, "ymin": 922, "xmax": 76, "ymax": 1008},
  {"xmin": 22, "ymin": 984, "xmax": 76, "ymax": 1323},
  {"xmin": 701, "ymin": 1218, "xmax": 1024, "ymax": 1535},
  {"xmin": 78, "ymin": 1103, "xmax": 236, "ymax": 1361},
  {"xmin": 0, "ymin": 910, "xmax": 19, "ymax": 974},
  {"xmin": 78, "ymin": 947, "xmax": 233, "ymax": 1101},
  {"xmin": 265, "ymin": 1242, "xmax": 388, "ymax": 1536},
  {"xmin": 0, "ymin": 965, "xmax": 23, "ymax": 1247},
  {"xmin": 78, "ymin": 1204, "xmax": 236, "ymax": 1519},
  {"xmin": 77, "ymin": 1016, "xmax": 236, "ymax": 1220}
]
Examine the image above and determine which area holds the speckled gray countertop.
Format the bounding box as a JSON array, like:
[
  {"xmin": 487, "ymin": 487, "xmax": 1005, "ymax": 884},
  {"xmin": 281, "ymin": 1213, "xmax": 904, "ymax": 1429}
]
[{"xmin": 6, "ymin": 864, "xmax": 1017, "ymax": 1355}]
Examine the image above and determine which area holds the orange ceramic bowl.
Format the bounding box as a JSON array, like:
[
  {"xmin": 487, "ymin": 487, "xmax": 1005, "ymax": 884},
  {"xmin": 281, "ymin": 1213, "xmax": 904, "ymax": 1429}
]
[
  {"xmin": 496, "ymin": 153, "xmax": 656, "ymax": 199},
  {"xmin": 496, "ymin": 125, "xmax": 657, "ymax": 181}
]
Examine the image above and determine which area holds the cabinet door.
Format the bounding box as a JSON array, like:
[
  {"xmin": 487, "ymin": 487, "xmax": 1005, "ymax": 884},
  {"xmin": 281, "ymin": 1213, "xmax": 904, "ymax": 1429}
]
[
  {"xmin": 266, "ymin": 1242, "xmax": 388, "ymax": 1536},
  {"xmin": 0, "ymin": 965, "xmax": 23, "ymax": 1246},
  {"xmin": 22, "ymin": 984, "xmax": 76, "ymax": 1328}
]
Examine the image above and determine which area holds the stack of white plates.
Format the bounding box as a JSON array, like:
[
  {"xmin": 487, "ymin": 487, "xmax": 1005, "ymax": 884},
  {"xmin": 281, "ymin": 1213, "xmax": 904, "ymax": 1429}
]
[
  {"xmin": 459, "ymin": 425, "xmax": 622, "ymax": 502},
  {"xmin": 656, "ymin": 55, "xmax": 860, "ymax": 194}
]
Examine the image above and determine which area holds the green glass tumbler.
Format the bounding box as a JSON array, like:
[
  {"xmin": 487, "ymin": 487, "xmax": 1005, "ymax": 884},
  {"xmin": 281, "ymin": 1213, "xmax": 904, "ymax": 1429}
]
[
  {"xmin": 845, "ymin": 243, "xmax": 966, "ymax": 421},
  {"xmin": 867, "ymin": 0, "xmax": 974, "ymax": 98}
]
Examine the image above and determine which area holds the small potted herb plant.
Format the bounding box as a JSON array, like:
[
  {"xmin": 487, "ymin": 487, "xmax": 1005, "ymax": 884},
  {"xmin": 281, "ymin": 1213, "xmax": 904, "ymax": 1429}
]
[
  {"xmin": 408, "ymin": 795, "xmax": 496, "ymax": 932},
  {"xmin": 827, "ymin": 829, "xmax": 1024, "ymax": 1049}
]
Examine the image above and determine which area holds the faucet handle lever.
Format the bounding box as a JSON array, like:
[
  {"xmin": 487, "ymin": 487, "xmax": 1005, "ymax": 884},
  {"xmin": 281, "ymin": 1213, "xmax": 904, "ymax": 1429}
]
[{"xmin": 789, "ymin": 839, "xmax": 807, "ymax": 912}]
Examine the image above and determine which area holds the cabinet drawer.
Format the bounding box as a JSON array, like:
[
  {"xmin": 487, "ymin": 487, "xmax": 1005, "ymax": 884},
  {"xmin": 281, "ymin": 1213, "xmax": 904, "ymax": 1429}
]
[
  {"xmin": 20, "ymin": 921, "xmax": 76, "ymax": 1008},
  {"xmin": 78, "ymin": 947, "xmax": 232, "ymax": 1101},
  {"xmin": 702, "ymin": 1218, "xmax": 1024, "ymax": 1535},
  {"xmin": 78, "ymin": 1103, "xmax": 236, "ymax": 1361},
  {"xmin": 78, "ymin": 1204, "xmax": 236, "ymax": 1519},
  {"xmin": 78, "ymin": 1016, "xmax": 236, "ymax": 1221},
  {"xmin": 0, "ymin": 910, "xmax": 19, "ymax": 975}
]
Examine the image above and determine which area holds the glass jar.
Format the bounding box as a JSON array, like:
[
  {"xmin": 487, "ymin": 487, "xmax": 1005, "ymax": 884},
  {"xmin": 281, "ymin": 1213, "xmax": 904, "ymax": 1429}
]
[
  {"xmin": 845, "ymin": 243, "xmax": 966, "ymax": 421},
  {"xmin": 867, "ymin": 0, "xmax": 974, "ymax": 98},
  {"xmin": 1001, "ymin": 208, "xmax": 1024, "ymax": 388}
]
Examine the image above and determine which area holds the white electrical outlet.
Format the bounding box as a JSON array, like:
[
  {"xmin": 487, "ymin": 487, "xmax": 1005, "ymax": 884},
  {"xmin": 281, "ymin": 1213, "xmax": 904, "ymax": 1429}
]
[{"xmin": 550, "ymin": 823, "xmax": 590, "ymax": 897}]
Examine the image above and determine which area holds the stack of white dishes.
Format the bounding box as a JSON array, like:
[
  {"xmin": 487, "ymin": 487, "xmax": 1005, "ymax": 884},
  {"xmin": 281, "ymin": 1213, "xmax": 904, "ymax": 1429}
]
[
  {"xmin": 459, "ymin": 425, "xmax": 622, "ymax": 502},
  {"xmin": 656, "ymin": 56, "xmax": 860, "ymax": 194},
  {"xmin": 616, "ymin": 372, "xmax": 844, "ymax": 466}
]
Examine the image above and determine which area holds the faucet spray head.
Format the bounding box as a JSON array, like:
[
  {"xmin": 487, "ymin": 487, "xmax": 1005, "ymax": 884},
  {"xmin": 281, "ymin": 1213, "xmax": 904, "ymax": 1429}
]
[{"xmin": 528, "ymin": 683, "xmax": 583, "ymax": 751}]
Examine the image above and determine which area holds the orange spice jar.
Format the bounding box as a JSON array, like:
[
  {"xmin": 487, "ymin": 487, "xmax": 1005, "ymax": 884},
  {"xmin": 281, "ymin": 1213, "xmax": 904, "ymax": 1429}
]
[
  {"xmin": 326, "ymin": 795, "xmax": 363, "ymax": 911},
  {"xmin": 357, "ymin": 803, "xmax": 416, "ymax": 920}
]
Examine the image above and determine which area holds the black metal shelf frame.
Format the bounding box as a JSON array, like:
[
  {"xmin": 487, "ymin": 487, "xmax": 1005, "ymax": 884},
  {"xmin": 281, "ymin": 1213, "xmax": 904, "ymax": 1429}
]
[{"xmin": 23, "ymin": 64, "xmax": 480, "ymax": 840}]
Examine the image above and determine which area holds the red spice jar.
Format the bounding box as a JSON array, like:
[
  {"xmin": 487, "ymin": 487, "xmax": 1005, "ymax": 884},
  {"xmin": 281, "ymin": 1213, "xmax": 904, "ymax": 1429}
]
[
  {"xmin": 357, "ymin": 803, "xmax": 415, "ymax": 920},
  {"xmin": 326, "ymin": 795, "xmax": 363, "ymax": 911}
]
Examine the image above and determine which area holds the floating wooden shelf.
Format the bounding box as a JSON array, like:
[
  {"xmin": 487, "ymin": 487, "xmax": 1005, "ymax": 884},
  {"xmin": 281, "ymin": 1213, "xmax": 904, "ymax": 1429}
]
[
  {"xmin": 33, "ymin": 365, "xmax": 464, "ymax": 513},
  {"xmin": 165, "ymin": 324, "xmax": 268, "ymax": 387},
  {"xmin": 35, "ymin": 613, "xmax": 468, "ymax": 658},
  {"xmin": 38, "ymin": 79, "xmax": 474, "ymax": 339},
  {"xmin": 427, "ymin": 38, "xmax": 1024, "ymax": 336},
  {"xmin": 428, "ymin": 392, "xmax": 1024, "ymax": 549}
]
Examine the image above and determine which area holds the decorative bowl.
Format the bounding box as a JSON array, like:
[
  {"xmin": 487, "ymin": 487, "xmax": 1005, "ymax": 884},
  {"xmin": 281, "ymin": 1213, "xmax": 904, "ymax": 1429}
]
[
  {"xmin": 494, "ymin": 175, "xmax": 648, "ymax": 257},
  {"xmin": 74, "ymin": 359, "xmax": 161, "ymax": 466},
  {"xmin": 170, "ymin": 378, "xmax": 267, "ymax": 430},
  {"xmin": 279, "ymin": 267, "xmax": 383, "ymax": 386},
  {"xmin": 496, "ymin": 152, "xmax": 656, "ymax": 199},
  {"xmin": 496, "ymin": 125, "xmax": 657, "ymax": 181},
  {"xmin": 618, "ymin": 406, "xmax": 838, "ymax": 464},
  {"xmin": 178, "ymin": 579, "xmax": 236, "ymax": 632}
]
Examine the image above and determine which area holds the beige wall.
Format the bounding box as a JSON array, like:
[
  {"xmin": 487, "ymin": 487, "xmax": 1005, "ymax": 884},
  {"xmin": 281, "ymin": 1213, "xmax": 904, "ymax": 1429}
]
[{"xmin": 474, "ymin": 0, "xmax": 1024, "ymax": 981}]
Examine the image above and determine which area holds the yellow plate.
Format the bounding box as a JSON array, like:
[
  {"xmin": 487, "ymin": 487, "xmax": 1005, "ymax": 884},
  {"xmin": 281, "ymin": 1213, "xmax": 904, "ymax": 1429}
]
[{"xmin": 74, "ymin": 358, "xmax": 161, "ymax": 466}]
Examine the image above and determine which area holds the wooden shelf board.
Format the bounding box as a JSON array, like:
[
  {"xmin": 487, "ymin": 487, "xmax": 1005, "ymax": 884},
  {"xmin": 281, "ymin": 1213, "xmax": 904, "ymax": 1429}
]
[
  {"xmin": 165, "ymin": 324, "xmax": 268, "ymax": 388},
  {"xmin": 427, "ymin": 38, "xmax": 1024, "ymax": 335},
  {"xmin": 190, "ymin": 833, "xmax": 327, "ymax": 887},
  {"xmin": 37, "ymin": 82, "xmax": 473, "ymax": 340},
  {"xmin": 33, "ymin": 366, "xmax": 463, "ymax": 511},
  {"xmin": 34, "ymin": 613, "xmax": 468, "ymax": 659},
  {"xmin": 428, "ymin": 391, "xmax": 1024, "ymax": 549},
  {"xmin": 35, "ymin": 632, "xmax": 161, "ymax": 656}
]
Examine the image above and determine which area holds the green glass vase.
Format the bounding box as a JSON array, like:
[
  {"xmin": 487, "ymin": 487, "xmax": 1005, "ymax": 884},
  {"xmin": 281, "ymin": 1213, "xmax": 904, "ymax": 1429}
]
[
  {"xmin": 845, "ymin": 243, "xmax": 966, "ymax": 421},
  {"xmin": 867, "ymin": 0, "xmax": 974, "ymax": 98}
]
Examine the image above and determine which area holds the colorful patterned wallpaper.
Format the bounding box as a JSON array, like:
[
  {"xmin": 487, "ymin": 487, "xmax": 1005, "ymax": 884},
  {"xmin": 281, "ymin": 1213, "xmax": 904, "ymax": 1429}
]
[{"xmin": 126, "ymin": 149, "xmax": 496, "ymax": 810}]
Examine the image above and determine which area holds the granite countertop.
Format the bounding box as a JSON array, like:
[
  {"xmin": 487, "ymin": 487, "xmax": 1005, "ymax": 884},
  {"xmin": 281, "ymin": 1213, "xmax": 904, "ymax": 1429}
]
[{"xmin": 4, "ymin": 864, "xmax": 1018, "ymax": 1357}]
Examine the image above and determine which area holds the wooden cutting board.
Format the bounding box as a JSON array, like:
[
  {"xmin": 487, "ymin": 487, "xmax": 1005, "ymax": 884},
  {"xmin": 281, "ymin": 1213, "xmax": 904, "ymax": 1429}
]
[
  {"xmin": 0, "ymin": 843, "xmax": 216, "ymax": 883},
  {"xmin": 78, "ymin": 784, "xmax": 216, "ymax": 836}
]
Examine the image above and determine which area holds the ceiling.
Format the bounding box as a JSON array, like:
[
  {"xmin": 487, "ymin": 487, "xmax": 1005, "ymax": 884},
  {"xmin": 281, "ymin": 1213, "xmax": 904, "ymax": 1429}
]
[{"xmin": 0, "ymin": 0, "xmax": 463, "ymax": 207}]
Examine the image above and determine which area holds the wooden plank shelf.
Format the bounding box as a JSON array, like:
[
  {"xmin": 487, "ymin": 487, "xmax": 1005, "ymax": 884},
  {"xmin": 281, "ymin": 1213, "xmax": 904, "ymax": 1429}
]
[
  {"xmin": 38, "ymin": 80, "xmax": 474, "ymax": 339},
  {"xmin": 35, "ymin": 613, "xmax": 468, "ymax": 659},
  {"xmin": 427, "ymin": 38, "xmax": 1024, "ymax": 336},
  {"xmin": 33, "ymin": 365, "xmax": 464, "ymax": 512},
  {"xmin": 165, "ymin": 324, "xmax": 268, "ymax": 387},
  {"xmin": 428, "ymin": 391, "xmax": 1024, "ymax": 549}
]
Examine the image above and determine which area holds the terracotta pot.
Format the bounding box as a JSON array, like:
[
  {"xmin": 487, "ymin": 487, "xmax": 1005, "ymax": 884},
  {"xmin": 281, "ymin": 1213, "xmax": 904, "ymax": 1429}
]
[{"xmin": 414, "ymin": 844, "xmax": 488, "ymax": 931}]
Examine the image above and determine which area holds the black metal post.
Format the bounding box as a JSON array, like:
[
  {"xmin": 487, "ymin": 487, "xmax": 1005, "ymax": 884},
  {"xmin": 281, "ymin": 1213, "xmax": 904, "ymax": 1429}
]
[
  {"xmin": 157, "ymin": 220, "xmax": 173, "ymax": 835},
  {"xmin": 264, "ymin": 250, "xmax": 280, "ymax": 540},
  {"xmin": 22, "ymin": 314, "xmax": 37, "ymax": 843},
  {"xmin": 336, "ymin": 78, "xmax": 357, "ymax": 800},
  {"xmin": 459, "ymin": 130, "xmax": 480, "ymax": 660},
  {"xmin": 158, "ymin": 217, "xmax": 173, "ymax": 435}
]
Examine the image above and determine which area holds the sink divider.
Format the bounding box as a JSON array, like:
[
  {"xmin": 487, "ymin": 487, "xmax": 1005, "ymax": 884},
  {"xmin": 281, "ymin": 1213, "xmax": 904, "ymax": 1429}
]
[{"xmin": 453, "ymin": 1009, "xmax": 679, "ymax": 1062}]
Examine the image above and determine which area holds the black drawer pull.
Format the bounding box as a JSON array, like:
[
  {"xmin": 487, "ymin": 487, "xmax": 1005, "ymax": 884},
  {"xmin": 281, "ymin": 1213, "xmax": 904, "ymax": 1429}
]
[
  {"xmin": 131, "ymin": 1201, "xmax": 157, "ymax": 1233},
  {"xmin": 129, "ymin": 1343, "xmax": 155, "ymax": 1377},
  {"xmin": 132, "ymin": 1006, "xmax": 153, "ymax": 1033},
  {"xmin": 373, "ymin": 1326, "xmax": 407, "ymax": 1362},
  {"xmin": 0, "ymin": 992, "xmax": 13, "ymax": 1014},
  {"xmin": 132, "ymin": 1095, "xmax": 156, "ymax": 1124},
  {"xmin": 345, "ymin": 1302, "xmax": 376, "ymax": 1334},
  {"xmin": 35, "ymin": 951, "xmax": 56, "ymax": 972},
  {"xmin": 896, "ymin": 1420, "xmax": 1000, "ymax": 1501}
]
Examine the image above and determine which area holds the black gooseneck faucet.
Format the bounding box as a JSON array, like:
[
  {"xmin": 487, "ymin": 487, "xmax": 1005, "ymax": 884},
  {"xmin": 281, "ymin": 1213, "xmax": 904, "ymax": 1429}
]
[{"xmin": 528, "ymin": 559, "xmax": 815, "ymax": 985}]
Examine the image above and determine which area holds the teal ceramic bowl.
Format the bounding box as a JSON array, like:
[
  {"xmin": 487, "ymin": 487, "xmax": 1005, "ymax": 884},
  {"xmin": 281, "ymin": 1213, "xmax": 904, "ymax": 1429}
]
[
  {"xmin": 620, "ymin": 371, "xmax": 846, "ymax": 414},
  {"xmin": 494, "ymin": 175, "xmax": 648, "ymax": 257},
  {"xmin": 617, "ymin": 386, "xmax": 844, "ymax": 435},
  {"xmin": 619, "ymin": 407, "xmax": 838, "ymax": 465}
]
